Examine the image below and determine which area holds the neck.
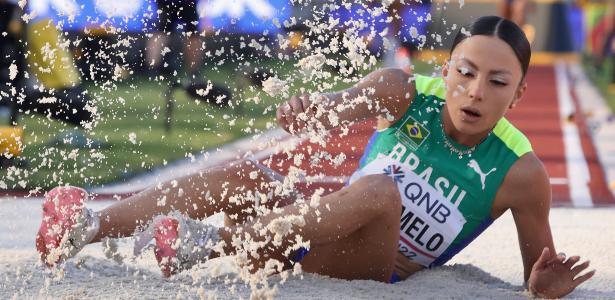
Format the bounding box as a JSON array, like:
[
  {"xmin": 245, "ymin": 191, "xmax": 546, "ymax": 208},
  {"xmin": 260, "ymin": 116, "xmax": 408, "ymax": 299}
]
[{"xmin": 441, "ymin": 105, "xmax": 492, "ymax": 147}]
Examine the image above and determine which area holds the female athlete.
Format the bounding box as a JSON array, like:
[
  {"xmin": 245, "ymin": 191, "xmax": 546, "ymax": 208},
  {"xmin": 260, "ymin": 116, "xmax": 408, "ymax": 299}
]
[{"xmin": 36, "ymin": 16, "xmax": 593, "ymax": 299}]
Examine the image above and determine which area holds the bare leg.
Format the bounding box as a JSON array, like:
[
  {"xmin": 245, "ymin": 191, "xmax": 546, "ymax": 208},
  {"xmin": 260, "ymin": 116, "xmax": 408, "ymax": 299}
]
[
  {"xmin": 510, "ymin": 0, "xmax": 530, "ymax": 27},
  {"xmin": 389, "ymin": 0, "xmax": 404, "ymax": 38},
  {"xmin": 498, "ymin": 0, "xmax": 512, "ymax": 20},
  {"xmin": 145, "ymin": 32, "xmax": 169, "ymax": 69},
  {"xmin": 91, "ymin": 160, "xmax": 291, "ymax": 242},
  {"xmin": 498, "ymin": 0, "xmax": 531, "ymax": 27},
  {"xmin": 185, "ymin": 35, "xmax": 202, "ymax": 76},
  {"xmin": 217, "ymin": 174, "xmax": 402, "ymax": 282},
  {"xmin": 90, "ymin": 159, "xmax": 401, "ymax": 282}
]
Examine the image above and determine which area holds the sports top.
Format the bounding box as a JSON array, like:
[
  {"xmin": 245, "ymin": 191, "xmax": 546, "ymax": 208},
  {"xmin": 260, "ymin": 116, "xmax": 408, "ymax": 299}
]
[{"xmin": 349, "ymin": 74, "xmax": 532, "ymax": 268}]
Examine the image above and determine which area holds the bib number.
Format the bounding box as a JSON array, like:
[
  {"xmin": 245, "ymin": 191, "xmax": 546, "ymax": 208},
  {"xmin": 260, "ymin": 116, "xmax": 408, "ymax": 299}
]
[{"xmin": 350, "ymin": 155, "xmax": 466, "ymax": 266}]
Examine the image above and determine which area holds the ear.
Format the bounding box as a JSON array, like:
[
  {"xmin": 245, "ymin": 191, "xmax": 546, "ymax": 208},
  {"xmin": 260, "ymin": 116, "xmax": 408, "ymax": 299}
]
[
  {"xmin": 509, "ymin": 80, "xmax": 527, "ymax": 109},
  {"xmin": 441, "ymin": 60, "xmax": 450, "ymax": 84}
]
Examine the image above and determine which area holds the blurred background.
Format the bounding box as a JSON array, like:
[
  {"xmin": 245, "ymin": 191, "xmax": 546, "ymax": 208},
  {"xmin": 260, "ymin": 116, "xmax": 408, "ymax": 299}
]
[{"xmin": 0, "ymin": 0, "xmax": 613, "ymax": 191}]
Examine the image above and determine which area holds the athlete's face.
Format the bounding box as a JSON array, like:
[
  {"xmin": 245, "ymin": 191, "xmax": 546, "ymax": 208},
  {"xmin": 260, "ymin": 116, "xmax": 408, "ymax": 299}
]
[{"xmin": 441, "ymin": 35, "xmax": 527, "ymax": 136}]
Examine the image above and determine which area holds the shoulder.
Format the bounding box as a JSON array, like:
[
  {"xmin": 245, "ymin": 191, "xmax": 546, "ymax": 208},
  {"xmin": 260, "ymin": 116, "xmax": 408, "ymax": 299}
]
[
  {"xmin": 493, "ymin": 152, "xmax": 551, "ymax": 216},
  {"xmin": 492, "ymin": 118, "xmax": 533, "ymax": 157},
  {"xmin": 414, "ymin": 74, "xmax": 446, "ymax": 99}
]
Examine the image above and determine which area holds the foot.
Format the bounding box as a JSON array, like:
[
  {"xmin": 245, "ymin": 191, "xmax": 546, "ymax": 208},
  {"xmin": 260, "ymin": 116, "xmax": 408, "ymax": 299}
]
[
  {"xmin": 136, "ymin": 212, "xmax": 220, "ymax": 277},
  {"xmin": 35, "ymin": 186, "xmax": 99, "ymax": 266}
]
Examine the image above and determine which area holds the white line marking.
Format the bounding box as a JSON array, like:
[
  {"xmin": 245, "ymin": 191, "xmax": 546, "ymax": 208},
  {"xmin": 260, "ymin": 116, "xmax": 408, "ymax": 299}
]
[
  {"xmin": 92, "ymin": 129, "xmax": 306, "ymax": 195},
  {"xmin": 303, "ymin": 175, "xmax": 349, "ymax": 183},
  {"xmin": 568, "ymin": 63, "xmax": 615, "ymax": 200},
  {"xmin": 549, "ymin": 177, "xmax": 568, "ymax": 185},
  {"xmin": 554, "ymin": 63, "xmax": 593, "ymax": 207}
]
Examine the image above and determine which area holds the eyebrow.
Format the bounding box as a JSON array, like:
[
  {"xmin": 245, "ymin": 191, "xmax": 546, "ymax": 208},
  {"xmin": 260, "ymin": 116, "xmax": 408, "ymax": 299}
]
[{"xmin": 460, "ymin": 58, "xmax": 512, "ymax": 76}]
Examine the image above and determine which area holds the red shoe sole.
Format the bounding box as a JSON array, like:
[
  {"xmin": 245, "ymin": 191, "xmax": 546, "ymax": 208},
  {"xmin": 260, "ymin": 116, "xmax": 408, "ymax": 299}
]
[
  {"xmin": 154, "ymin": 218, "xmax": 179, "ymax": 277},
  {"xmin": 36, "ymin": 186, "xmax": 87, "ymax": 266}
]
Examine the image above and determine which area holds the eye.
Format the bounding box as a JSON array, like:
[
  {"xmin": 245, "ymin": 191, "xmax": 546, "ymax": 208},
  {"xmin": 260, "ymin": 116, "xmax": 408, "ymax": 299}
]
[
  {"xmin": 456, "ymin": 68, "xmax": 473, "ymax": 77},
  {"xmin": 490, "ymin": 79, "xmax": 508, "ymax": 86}
]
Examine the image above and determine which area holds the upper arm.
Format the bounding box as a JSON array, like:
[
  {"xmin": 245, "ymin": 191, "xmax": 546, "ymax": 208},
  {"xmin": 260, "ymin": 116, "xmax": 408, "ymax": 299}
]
[
  {"xmin": 495, "ymin": 153, "xmax": 555, "ymax": 281},
  {"xmin": 323, "ymin": 68, "xmax": 416, "ymax": 127}
]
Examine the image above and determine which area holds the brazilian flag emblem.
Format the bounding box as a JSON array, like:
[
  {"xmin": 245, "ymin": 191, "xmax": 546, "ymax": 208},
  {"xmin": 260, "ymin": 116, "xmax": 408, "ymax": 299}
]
[
  {"xmin": 406, "ymin": 124, "xmax": 423, "ymax": 139},
  {"xmin": 395, "ymin": 116, "xmax": 429, "ymax": 150}
]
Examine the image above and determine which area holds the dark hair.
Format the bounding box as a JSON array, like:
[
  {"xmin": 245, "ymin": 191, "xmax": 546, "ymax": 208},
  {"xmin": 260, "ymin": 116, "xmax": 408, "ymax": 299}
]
[{"xmin": 450, "ymin": 16, "xmax": 531, "ymax": 78}]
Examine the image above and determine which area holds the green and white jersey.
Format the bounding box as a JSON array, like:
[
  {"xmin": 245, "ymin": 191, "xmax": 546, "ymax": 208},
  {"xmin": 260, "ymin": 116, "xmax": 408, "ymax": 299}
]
[{"xmin": 348, "ymin": 74, "xmax": 532, "ymax": 268}]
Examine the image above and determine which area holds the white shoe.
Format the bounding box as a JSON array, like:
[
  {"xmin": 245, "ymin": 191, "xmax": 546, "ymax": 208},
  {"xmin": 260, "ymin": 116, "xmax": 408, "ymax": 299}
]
[{"xmin": 134, "ymin": 212, "xmax": 220, "ymax": 277}]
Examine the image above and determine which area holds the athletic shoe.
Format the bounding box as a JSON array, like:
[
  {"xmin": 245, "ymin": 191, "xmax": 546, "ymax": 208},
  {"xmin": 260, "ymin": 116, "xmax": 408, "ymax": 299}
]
[
  {"xmin": 35, "ymin": 186, "xmax": 99, "ymax": 266},
  {"xmin": 134, "ymin": 212, "xmax": 220, "ymax": 277}
]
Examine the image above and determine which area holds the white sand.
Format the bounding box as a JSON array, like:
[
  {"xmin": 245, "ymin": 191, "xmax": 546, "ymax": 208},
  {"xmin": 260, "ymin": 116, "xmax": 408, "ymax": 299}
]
[{"xmin": 1, "ymin": 198, "xmax": 613, "ymax": 299}]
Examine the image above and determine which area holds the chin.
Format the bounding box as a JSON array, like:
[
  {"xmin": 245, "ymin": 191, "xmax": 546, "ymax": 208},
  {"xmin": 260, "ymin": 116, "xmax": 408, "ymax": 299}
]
[{"xmin": 451, "ymin": 118, "xmax": 486, "ymax": 136}]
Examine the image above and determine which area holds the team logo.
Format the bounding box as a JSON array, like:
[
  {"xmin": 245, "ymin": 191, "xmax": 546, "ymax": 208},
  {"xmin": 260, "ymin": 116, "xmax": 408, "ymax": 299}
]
[
  {"xmin": 395, "ymin": 116, "xmax": 430, "ymax": 150},
  {"xmin": 468, "ymin": 159, "xmax": 496, "ymax": 190},
  {"xmin": 383, "ymin": 164, "xmax": 404, "ymax": 183}
]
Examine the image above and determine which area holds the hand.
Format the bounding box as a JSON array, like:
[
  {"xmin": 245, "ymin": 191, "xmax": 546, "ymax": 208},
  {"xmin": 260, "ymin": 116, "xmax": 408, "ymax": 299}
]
[
  {"xmin": 528, "ymin": 247, "xmax": 595, "ymax": 298},
  {"xmin": 276, "ymin": 94, "xmax": 322, "ymax": 134}
]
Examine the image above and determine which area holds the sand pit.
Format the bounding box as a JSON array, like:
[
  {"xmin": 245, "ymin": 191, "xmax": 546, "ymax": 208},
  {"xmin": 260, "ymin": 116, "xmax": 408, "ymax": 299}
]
[{"xmin": 1, "ymin": 199, "xmax": 613, "ymax": 299}]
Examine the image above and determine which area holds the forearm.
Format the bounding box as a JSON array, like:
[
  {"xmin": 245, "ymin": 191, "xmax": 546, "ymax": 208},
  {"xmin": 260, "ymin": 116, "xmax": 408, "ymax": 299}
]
[
  {"xmin": 314, "ymin": 69, "xmax": 413, "ymax": 131},
  {"xmin": 277, "ymin": 68, "xmax": 414, "ymax": 134},
  {"xmin": 315, "ymin": 91, "xmax": 386, "ymax": 131}
]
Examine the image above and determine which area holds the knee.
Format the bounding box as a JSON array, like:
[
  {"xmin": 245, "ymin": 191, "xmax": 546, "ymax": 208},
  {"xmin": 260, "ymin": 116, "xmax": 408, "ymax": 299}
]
[
  {"xmin": 352, "ymin": 174, "xmax": 401, "ymax": 214},
  {"xmin": 355, "ymin": 174, "xmax": 399, "ymax": 197}
]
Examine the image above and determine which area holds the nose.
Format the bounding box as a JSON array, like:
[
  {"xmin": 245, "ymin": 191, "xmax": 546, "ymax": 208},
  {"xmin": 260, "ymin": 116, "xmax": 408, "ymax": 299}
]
[{"xmin": 468, "ymin": 78, "xmax": 486, "ymax": 101}]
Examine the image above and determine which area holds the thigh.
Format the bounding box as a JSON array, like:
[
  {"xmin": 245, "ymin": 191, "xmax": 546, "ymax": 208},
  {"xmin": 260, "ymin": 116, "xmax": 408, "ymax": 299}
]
[
  {"xmin": 497, "ymin": 0, "xmax": 512, "ymax": 19},
  {"xmin": 511, "ymin": 0, "xmax": 529, "ymax": 23},
  {"xmin": 223, "ymin": 159, "xmax": 297, "ymax": 225},
  {"xmin": 300, "ymin": 205, "xmax": 400, "ymax": 283}
]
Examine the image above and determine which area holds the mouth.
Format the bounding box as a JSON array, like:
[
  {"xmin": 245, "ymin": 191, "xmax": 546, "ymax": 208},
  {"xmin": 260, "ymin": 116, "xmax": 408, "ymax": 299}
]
[{"xmin": 460, "ymin": 106, "xmax": 482, "ymax": 121}]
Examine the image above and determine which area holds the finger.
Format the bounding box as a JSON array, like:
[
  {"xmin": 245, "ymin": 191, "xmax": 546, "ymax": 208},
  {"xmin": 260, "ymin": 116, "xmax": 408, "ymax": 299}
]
[
  {"xmin": 291, "ymin": 95, "xmax": 308, "ymax": 128},
  {"xmin": 296, "ymin": 95, "xmax": 310, "ymax": 128},
  {"xmin": 546, "ymin": 252, "xmax": 566, "ymax": 266},
  {"xmin": 287, "ymin": 97, "xmax": 302, "ymax": 131},
  {"xmin": 275, "ymin": 107, "xmax": 288, "ymax": 132},
  {"xmin": 564, "ymin": 255, "xmax": 580, "ymax": 268},
  {"xmin": 278, "ymin": 102, "xmax": 293, "ymax": 133},
  {"xmin": 283, "ymin": 102, "xmax": 295, "ymax": 131},
  {"xmin": 534, "ymin": 247, "xmax": 551, "ymax": 269},
  {"xmin": 301, "ymin": 95, "xmax": 313, "ymax": 115},
  {"xmin": 298, "ymin": 95, "xmax": 314, "ymax": 130},
  {"xmin": 571, "ymin": 260, "xmax": 591, "ymax": 276},
  {"xmin": 289, "ymin": 96, "xmax": 305, "ymax": 115},
  {"xmin": 573, "ymin": 270, "xmax": 596, "ymax": 287},
  {"xmin": 276, "ymin": 104, "xmax": 287, "ymax": 130}
]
